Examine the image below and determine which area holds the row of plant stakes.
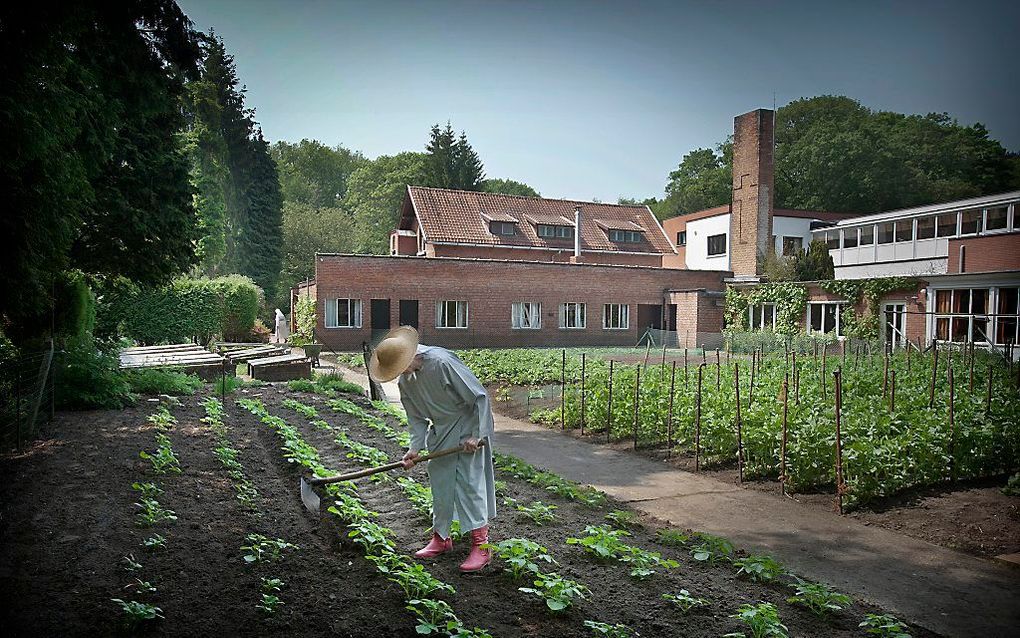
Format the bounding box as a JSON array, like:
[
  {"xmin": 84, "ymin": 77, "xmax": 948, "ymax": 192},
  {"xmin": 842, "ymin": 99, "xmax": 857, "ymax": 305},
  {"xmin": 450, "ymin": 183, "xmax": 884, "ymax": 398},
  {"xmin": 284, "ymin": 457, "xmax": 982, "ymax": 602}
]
[
  {"xmin": 270, "ymin": 384, "xmax": 913, "ymax": 638},
  {"xmin": 465, "ymin": 342, "xmax": 1020, "ymax": 511}
]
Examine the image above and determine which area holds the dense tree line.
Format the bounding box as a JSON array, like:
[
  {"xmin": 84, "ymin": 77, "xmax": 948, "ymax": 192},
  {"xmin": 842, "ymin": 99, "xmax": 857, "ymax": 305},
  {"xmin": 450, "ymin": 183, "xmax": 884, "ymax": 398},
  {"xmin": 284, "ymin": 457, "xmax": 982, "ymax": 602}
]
[{"xmin": 649, "ymin": 96, "xmax": 1019, "ymax": 219}]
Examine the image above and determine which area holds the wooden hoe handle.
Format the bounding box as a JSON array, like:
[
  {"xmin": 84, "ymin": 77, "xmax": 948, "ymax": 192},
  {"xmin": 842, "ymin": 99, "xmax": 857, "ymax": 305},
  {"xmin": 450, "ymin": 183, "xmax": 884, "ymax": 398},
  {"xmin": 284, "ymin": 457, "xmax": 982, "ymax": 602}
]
[{"xmin": 307, "ymin": 440, "xmax": 487, "ymax": 486}]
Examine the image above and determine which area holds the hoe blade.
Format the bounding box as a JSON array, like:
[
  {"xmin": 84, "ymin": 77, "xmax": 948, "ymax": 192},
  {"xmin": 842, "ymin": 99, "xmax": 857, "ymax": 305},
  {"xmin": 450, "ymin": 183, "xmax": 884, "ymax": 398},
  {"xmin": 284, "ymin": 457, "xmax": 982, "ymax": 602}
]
[{"xmin": 300, "ymin": 476, "xmax": 320, "ymax": 514}]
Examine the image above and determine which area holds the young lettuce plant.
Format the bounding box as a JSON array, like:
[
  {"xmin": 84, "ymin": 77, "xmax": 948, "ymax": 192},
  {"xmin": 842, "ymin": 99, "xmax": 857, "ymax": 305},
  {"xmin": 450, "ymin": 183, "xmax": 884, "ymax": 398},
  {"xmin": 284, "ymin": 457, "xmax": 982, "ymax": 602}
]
[
  {"xmin": 786, "ymin": 577, "xmax": 852, "ymax": 616},
  {"xmin": 662, "ymin": 589, "xmax": 710, "ymax": 614},
  {"xmin": 519, "ymin": 572, "xmax": 590, "ymax": 612},
  {"xmin": 483, "ymin": 538, "xmax": 558, "ymax": 579}
]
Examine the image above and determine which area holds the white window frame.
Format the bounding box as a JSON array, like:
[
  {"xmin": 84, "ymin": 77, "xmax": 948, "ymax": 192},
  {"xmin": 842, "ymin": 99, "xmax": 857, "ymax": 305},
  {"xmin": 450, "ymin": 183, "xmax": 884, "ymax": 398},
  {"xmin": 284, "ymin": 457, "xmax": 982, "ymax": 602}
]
[
  {"xmin": 932, "ymin": 288, "xmax": 991, "ymax": 344},
  {"xmin": 806, "ymin": 302, "xmax": 845, "ymax": 337},
  {"xmin": 676, "ymin": 230, "xmax": 687, "ymax": 246},
  {"xmin": 511, "ymin": 301, "xmax": 542, "ymax": 330},
  {"xmin": 436, "ymin": 300, "xmax": 468, "ymax": 329},
  {"xmin": 608, "ymin": 229, "xmax": 642, "ymax": 243},
  {"xmin": 558, "ymin": 302, "xmax": 586, "ymax": 329},
  {"xmin": 325, "ymin": 298, "xmax": 362, "ymax": 329},
  {"xmin": 706, "ymin": 233, "xmax": 727, "ymax": 257},
  {"xmin": 490, "ymin": 221, "xmax": 516, "ymax": 236},
  {"xmin": 602, "ymin": 304, "xmax": 630, "ymax": 330},
  {"xmin": 747, "ymin": 303, "xmax": 777, "ymax": 330},
  {"xmin": 537, "ymin": 224, "xmax": 573, "ymax": 239},
  {"xmin": 994, "ymin": 286, "xmax": 1019, "ymax": 346}
]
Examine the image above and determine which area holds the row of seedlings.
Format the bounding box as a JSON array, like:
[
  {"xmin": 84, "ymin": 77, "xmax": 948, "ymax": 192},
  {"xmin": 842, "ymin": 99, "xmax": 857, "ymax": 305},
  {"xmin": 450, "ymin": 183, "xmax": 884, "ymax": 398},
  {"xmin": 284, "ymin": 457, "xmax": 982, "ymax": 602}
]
[
  {"xmin": 112, "ymin": 404, "xmax": 182, "ymax": 629},
  {"xmin": 201, "ymin": 397, "xmax": 297, "ymax": 617},
  {"xmin": 239, "ymin": 397, "xmax": 492, "ymax": 637}
]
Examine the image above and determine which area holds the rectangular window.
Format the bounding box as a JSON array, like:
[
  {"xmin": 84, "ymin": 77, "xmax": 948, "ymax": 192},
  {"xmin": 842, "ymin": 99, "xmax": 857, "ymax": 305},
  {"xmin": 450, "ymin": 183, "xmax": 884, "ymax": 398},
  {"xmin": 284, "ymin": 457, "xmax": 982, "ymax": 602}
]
[
  {"xmin": 748, "ymin": 303, "xmax": 777, "ymax": 330},
  {"xmin": 932, "ymin": 288, "xmax": 992, "ymax": 343},
  {"xmin": 511, "ymin": 301, "xmax": 542, "ymax": 329},
  {"xmin": 325, "ymin": 299, "xmax": 363, "ymax": 328},
  {"xmin": 877, "ymin": 222, "xmax": 894, "ymax": 244},
  {"xmin": 489, "ymin": 221, "xmax": 516, "ymax": 236},
  {"xmin": 996, "ymin": 287, "xmax": 1019, "ymax": 345},
  {"xmin": 537, "ymin": 224, "xmax": 573, "ymax": 239},
  {"xmin": 985, "ymin": 206, "xmax": 1008, "ymax": 231},
  {"xmin": 608, "ymin": 229, "xmax": 642, "ymax": 243},
  {"xmin": 894, "ymin": 220, "xmax": 913, "ymax": 242},
  {"xmin": 807, "ymin": 302, "xmax": 844, "ymax": 336},
  {"xmin": 707, "ymin": 233, "xmax": 727, "ymax": 256},
  {"xmin": 916, "ymin": 216, "xmax": 936, "ymax": 240},
  {"xmin": 859, "ymin": 225, "xmax": 874, "ymax": 245},
  {"xmin": 825, "ymin": 231, "xmax": 839, "ymax": 250},
  {"xmin": 936, "ymin": 212, "xmax": 957, "ymax": 237},
  {"xmin": 782, "ymin": 236, "xmax": 803, "ymax": 256},
  {"xmin": 960, "ymin": 209, "xmax": 980, "ymax": 235},
  {"xmin": 559, "ymin": 302, "xmax": 586, "ymax": 329},
  {"xmin": 842, "ymin": 229, "xmax": 858, "ymax": 249},
  {"xmin": 602, "ymin": 304, "xmax": 630, "ymax": 330},
  {"xmin": 676, "ymin": 230, "xmax": 687, "ymax": 246},
  {"xmin": 436, "ymin": 300, "xmax": 468, "ymax": 329}
]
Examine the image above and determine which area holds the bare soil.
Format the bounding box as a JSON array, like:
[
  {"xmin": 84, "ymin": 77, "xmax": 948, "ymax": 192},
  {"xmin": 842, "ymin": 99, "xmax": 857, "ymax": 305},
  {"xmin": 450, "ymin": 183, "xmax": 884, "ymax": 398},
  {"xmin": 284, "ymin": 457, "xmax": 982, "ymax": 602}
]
[
  {"xmin": 0, "ymin": 385, "xmax": 937, "ymax": 637},
  {"xmin": 491, "ymin": 384, "xmax": 1020, "ymax": 561}
]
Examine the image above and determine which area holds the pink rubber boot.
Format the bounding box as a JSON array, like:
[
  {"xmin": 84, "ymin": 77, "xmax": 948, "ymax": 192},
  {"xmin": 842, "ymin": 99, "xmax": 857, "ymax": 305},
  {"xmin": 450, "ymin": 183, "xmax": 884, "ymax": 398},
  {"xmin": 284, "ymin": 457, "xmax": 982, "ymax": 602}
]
[
  {"xmin": 459, "ymin": 525, "xmax": 491, "ymax": 573},
  {"xmin": 414, "ymin": 532, "xmax": 453, "ymax": 559}
]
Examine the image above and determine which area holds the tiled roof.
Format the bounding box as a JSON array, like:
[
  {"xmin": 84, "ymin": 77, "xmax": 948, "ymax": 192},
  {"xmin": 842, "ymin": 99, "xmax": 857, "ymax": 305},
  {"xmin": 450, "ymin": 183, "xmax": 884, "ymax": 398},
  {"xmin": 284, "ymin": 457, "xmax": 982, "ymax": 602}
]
[{"xmin": 405, "ymin": 186, "xmax": 675, "ymax": 254}]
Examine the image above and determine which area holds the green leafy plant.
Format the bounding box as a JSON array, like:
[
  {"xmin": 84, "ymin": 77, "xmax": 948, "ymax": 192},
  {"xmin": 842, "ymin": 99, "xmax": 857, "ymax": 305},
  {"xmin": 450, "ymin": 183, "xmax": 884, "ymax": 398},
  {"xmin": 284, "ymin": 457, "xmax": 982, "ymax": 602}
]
[
  {"xmin": 733, "ymin": 554, "xmax": 785, "ymax": 583},
  {"xmin": 256, "ymin": 593, "xmax": 284, "ymax": 615},
  {"xmin": 725, "ymin": 603, "xmax": 788, "ymax": 638},
  {"xmin": 126, "ymin": 368, "xmax": 203, "ymax": 396},
  {"xmin": 122, "ymin": 554, "xmax": 143, "ymax": 571},
  {"xmin": 261, "ymin": 577, "xmax": 285, "ymax": 593},
  {"xmin": 604, "ymin": 509, "xmax": 641, "ymax": 530},
  {"xmin": 406, "ymin": 598, "xmax": 457, "ymax": 635},
  {"xmin": 567, "ymin": 525, "xmax": 677, "ymax": 579},
  {"xmin": 661, "ymin": 589, "xmax": 710, "ymax": 614},
  {"xmin": 111, "ymin": 599, "xmax": 163, "ymax": 627},
  {"xmin": 388, "ymin": 561, "xmax": 455, "ymax": 599},
  {"xmin": 147, "ymin": 406, "xmax": 178, "ymax": 430},
  {"xmin": 139, "ymin": 433, "xmax": 181, "ymax": 475},
  {"xmin": 656, "ymin": 528, "xmax": 693, "ymax": 547},
  {"xmin": 397, "ymin": 477, "xmax": 433, "ymax": 518},
  {"xmin": 859, "ymin": 614, "xmax": 912, "ymax": 637},
  {"xmin": 241, "ymin": 534, "xmax": 298, "ymax": 563},
  {"xmin": 141, "ymin": 533, "xmax": 167, "ymax": 550},
  {"xmin": 282, "ymin": 397, "xmax": 318, "ymax": 419},
  {"xmin": 516, "ymin": 500, "xmax": 557, "ymax": 525},
  {"xmin": 347, "ymin": 521, "xmax": 397, "ymax": 555},
  {"xmin": 583, "ymin": 620, "xmax": 639, "ymax": 637},
  {"xmin": 135, "ymin": 497, "xmax": 177, "ymax": 527},
  {"xmin": 519, "ymin": 572, "xmax": 590, "ymax": 612},
  {"xmin": 131, "ymin": 481, "xmax": 162, "ymax": 498},
  {"xmin": 786, "ymin": 577, "xmax": 851, "ymax": 616},
  {"xmin": 483, "ymin": 538, "xmax": 558, "ymax": 579},
  {"xmin": 127, "ymin": 578, "xmax": 156, "ymax": 594},
  {"xmin": 689, "ymin": 532, "xmax": 734, "ymax": 563}
]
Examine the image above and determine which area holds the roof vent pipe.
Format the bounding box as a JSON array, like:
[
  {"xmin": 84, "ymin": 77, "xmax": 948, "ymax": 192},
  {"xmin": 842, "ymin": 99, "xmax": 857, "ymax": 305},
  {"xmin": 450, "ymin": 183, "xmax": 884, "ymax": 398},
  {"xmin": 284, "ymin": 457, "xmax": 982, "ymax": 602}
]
[{"xmin": 574, "ymin": 205, "xmax": 581, "ymax": 258}]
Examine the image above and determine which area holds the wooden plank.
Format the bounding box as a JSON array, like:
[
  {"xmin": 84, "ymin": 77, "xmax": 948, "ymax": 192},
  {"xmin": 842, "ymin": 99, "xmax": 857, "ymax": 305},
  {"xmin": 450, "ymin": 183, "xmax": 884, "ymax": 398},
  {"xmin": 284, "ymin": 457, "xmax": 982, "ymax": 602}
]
[{"xmin": 121, "ymin": 344, "xmax": 203, "ymax": 353}]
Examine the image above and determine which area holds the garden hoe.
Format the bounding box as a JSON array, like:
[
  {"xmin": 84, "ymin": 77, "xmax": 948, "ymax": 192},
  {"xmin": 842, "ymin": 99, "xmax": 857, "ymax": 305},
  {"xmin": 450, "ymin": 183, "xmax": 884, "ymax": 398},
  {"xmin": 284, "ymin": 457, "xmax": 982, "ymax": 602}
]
[{"xmin": 300, "ymin": 440, "xmax": 487, "ymax": 513}]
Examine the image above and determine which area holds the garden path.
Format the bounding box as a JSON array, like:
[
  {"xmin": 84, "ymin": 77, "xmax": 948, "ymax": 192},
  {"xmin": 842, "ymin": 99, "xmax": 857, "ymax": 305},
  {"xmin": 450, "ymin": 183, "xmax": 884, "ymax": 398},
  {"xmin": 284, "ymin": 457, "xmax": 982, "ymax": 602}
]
[{"xmin": 331, "ymin": 361, "xmax": 1020, "ymax": 638}]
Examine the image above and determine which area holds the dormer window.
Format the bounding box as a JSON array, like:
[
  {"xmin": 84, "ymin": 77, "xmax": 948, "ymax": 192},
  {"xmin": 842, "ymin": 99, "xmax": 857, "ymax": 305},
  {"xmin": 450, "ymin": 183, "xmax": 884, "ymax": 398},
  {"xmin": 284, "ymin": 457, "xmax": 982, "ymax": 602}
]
[
  {"xmin": 608, "ymin": 229, "xmax": 642, "ymax": 243},
  {"xmin": 537, "ymin": 224, "xmax": 574, "ymax": 239},
  {"xmin": 489, "ymin": 221, "xmax": 516, "ymax": 236}
]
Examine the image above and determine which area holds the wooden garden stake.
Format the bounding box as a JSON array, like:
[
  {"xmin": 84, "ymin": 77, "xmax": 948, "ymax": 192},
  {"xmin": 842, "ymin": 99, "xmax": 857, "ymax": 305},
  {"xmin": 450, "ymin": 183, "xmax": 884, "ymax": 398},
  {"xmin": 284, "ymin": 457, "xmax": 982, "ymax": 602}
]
[
  {"xmin": 716, "ymin": 348, "xmax": 721, "ymax": 390},
  {"xmin": 906, "ymin": 340, "xmax": 911, "ymax": 372},
  {"xmin": 748, "ymin": 352, "xmax": 756, "ymax": 408},
  {"xmin": 695, "ymin": 363, "xmax": 704, "ymax": 472},
  {"xmin": 833, "ymin": 368, "xmax": 845, "ymax": 516},
  {"xmin": 969, "ymin": 341, "xmax": 975, "ymax": 391},
  {"xmin": 683, "ymin": 348, "xmax": 689, "ymax": 386},
  {"xmin": 948, "ymin": 366, "xmax": 955, "ymax": 482},
  {"xmin": 666, "ymin": 361, "xmax": 676, "ymax": 460},
  {"xmin": 560, "ymin": 349, "xmax": 566, "ymax": 430},
  {"xmin": 734, "ymin": 362, "xmax": 743, "ymax": 484},
  {"xmin": 780, "ymin": 375, "xmax": 789, "ymax": 496},
  {"xmin": 929, "ymin": 340, "xmax": 938, "ymax": 409},
  {"xmin": 986, "ymin": 364, "xmax": 993, "ymax": 415},
  {"xmin": 882, "ymin": 352, "xmax": 889, "ymax": 398},
  {"xmin": 702, "ymin": 349, "xmax": 707, "ymax": 366},
  {"xmin": 606, "ymin": 359, "xmax": 614, "ymax": 443},
  {"xmin": 642, "ymin": 340, "xmax": 651, "ymax": 368},
  {"xmin": 821, "ymin": 351, "xmax": 827, "ymax": 401},
  {"xmin": 661, "ymin": 339, "xmax": 668, "ymax": 372},
  {"xmin": 889, "ymin": 370, "xmax": 896, "ymax": 412},
  {"xmin": 632, "ymin": 365, "xmax": 641, "ymax": 450},
  {"xmin": 580, "ymin": 353, "xmax": 586, "ymax": 435}
]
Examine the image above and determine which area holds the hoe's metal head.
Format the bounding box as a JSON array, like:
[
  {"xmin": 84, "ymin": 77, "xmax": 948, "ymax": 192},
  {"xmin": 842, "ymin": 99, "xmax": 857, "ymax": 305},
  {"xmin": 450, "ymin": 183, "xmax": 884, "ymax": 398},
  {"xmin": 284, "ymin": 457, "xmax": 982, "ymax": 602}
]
[{"xmin": 300, "ymin": 476, "xmax": 321, "ymax": 514}]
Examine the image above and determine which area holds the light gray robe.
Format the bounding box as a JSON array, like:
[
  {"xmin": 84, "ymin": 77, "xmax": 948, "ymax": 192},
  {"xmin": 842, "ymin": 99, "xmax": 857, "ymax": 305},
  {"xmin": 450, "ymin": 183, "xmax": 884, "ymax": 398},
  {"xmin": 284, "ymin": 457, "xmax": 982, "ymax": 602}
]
[{"xmin": 398, "ymin": 345, "xmax": 496, "ymax": 539}]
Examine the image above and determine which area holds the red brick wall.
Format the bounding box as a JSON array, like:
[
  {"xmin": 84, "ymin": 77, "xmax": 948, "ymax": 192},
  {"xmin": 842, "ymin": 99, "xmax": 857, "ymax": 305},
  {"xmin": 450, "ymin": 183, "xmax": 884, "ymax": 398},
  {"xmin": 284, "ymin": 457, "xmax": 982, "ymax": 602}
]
[
  {"xmin": 315, "ymin": 255, "xmax": 728, "ymax": 351},
  {"xmin": 429, "ymin": 243, "xmax": 664, "ymax": 267},
  {"xmin": 946, "ymin": 233, "xmax": 1020, "ymax": 274},
  {"xmin": 391, "ymin": 232, "xmax": 418, "ymax": 255},
  {"xmin": 730, "ymin": 110, "xmax": 774, "ymax": 277},
  {"xmin": 661, "ymin": 216, "xmax": 687, "ymax": 269}
]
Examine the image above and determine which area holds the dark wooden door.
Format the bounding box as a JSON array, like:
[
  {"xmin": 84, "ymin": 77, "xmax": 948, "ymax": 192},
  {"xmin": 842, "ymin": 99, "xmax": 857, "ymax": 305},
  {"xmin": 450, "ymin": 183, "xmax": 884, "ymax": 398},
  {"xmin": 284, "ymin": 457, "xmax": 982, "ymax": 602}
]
[
  {"xmin": 398, "ymin": 299, "xmax": 419, "ymax": 329},
  {"xmin": 370, "ymin": 299, "xmax": 391, "ymax": 331}
]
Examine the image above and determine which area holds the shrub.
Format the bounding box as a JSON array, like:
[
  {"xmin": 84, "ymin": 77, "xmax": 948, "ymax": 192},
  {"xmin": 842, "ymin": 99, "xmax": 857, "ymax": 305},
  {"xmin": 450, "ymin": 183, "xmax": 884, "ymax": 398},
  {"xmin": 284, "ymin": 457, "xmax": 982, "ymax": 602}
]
[
  {"xmin": 290, "ymin": 296, "xmax": 315, "ymax": 347},
  {"xmin": 124, "ymin": 368, "xmax": 203, "ymax": 396},
  {"xmin": 55, "ymin": 337, "xmax": 133, "ymax": 409}
]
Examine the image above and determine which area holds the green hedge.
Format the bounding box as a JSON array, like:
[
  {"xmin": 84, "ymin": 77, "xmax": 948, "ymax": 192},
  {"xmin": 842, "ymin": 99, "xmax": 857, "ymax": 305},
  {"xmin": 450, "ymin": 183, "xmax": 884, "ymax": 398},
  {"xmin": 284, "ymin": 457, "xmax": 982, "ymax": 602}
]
[{"xmin": 117, "ymin": 275, "xmax": 263, "ymax": 345}]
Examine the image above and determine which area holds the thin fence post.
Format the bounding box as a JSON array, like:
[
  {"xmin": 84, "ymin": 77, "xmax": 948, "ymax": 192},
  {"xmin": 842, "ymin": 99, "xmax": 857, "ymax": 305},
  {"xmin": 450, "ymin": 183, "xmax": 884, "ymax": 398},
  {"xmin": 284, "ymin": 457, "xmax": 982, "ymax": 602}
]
[
  {"xmin": 986, "ymin": 364, "xmax": 993, "ymax": 415},
  {"xmin": 560, "ymin": 349, "xmax": 566, "ymax": 431},
  {"xmin": 748, "ymin": 352, "xmax": 755, "ymax": 408},
  {"xmin": 882, "ymin": 351, "xmax": 889, "ymax": 398},
  {"xmin": 606, "ymin": 359, "xmax": 614, "ymax": 443},
  {"xmin": 666, "ymin": 361, "xmax": 676, "ymax": 460},
  {"xmin": 929, "ymin": 340, "xmax": 939, "ymax": 409},
  {"xmin": 948, "ymin": 365, "xmax": 955, "ymax": 482},
  {"xmin": 632, "ymin": 365, "xmax": 641, "ymax": 450},
  {"xmin": 683, "ymin": 347, "xmax": 689, "ymax": 386},
  {"xmin": 715, "ymin": 348, "xmax": 721, "ymax": 390},
  {"xmin": 580, "ymin": 353, "xmax": 586, "ymax": 435},
  {"xmin": 661, "ymin": 340, "xmax": 667, "ymax": 373},
  {"xmin": 890, "ymin": 370, "xmax": 896, "ymax": 412},
  {"xmin": 969, "ymin": 342, "xmax": 975, "ymax": 392},
  {"xmin": 695, "ymin": 364, "xmax": 704, "ymax": 472},
  {"xmin": 906, "ymin": 339, "xmax": 911, "ymax": 372},
  {"xmin": 780, "ymin": 375, "xmax": 789, "ymax": 497},
  {"xmin": 833, "ymin": 368, "xmax": 845, "ymax": 516},
  {"xmin": 821, "ymin": 351, "xmax": 827, "ymax": 401},
  {"xmin": 734, "ymin": 362, "xmax": 743, "ymax": 484}
]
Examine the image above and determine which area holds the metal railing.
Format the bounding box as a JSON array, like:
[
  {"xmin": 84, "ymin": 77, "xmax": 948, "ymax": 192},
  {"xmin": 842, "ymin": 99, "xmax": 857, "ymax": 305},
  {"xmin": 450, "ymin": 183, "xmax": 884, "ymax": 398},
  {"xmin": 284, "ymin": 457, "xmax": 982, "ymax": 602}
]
[{"xmin": 0, "ymin": 340, "xmax": 55, "ymax": 451}]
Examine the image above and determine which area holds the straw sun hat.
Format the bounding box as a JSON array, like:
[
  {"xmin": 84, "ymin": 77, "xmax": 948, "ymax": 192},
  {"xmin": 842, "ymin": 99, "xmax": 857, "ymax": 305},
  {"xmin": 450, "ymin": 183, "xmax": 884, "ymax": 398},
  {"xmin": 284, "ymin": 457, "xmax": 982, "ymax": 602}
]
[{"xmin": 368, "ymin": 326, "xmax": 420, "ymax": 382}]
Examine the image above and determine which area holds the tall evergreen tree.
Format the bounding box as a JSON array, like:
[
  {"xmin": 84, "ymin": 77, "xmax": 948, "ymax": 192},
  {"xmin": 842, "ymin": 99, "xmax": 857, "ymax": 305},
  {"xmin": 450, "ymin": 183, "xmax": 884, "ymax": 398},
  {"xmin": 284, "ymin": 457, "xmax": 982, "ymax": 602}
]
[
  {"xmin": 423, "ymin": 122, "xmax": 485, "ymax": 190},
  {"xmin": 237, "ymin": 131, "xmax": 284, "ymax": 301},
  {"xmin": 454, "ymin": 132, "xmax": 486, "ymax": 190}
]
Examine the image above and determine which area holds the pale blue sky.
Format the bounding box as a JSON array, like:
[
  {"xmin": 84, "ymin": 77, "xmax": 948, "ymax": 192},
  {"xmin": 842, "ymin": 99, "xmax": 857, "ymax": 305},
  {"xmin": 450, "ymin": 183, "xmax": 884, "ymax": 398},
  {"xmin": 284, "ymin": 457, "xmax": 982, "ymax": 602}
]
[{"xmin": 177, "ymin": 0, "xmax": 1020, "ymax": 202}]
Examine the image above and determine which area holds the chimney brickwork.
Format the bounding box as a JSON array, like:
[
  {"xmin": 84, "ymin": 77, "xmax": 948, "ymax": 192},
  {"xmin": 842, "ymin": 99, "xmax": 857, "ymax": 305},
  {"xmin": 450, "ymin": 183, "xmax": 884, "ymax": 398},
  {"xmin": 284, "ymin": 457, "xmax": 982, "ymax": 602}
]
[{"xmin": 729, "ymin": 109, "xmax": 775, "ymax": 277}]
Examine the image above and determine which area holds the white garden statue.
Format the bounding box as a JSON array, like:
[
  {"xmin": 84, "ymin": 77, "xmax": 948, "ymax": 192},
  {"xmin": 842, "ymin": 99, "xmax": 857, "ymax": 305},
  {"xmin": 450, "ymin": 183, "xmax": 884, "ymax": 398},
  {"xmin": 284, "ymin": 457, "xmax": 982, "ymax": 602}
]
[{"xmin": 274, "ymin": 308, "xmax": 289, "ymax": 344}]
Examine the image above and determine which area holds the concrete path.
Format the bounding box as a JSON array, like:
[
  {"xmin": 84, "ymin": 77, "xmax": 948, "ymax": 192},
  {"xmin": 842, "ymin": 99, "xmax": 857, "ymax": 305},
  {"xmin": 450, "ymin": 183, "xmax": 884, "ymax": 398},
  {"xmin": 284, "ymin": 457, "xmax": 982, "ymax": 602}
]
[{"xmin": 327, "ymin": 363, "xmax": 1019, "ymax": 638}]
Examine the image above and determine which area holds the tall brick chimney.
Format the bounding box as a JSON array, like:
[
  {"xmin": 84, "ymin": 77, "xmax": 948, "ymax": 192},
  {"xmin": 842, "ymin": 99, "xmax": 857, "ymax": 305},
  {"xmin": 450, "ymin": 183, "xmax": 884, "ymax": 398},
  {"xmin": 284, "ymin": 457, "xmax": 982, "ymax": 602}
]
[{"xmin": 729, "ymin": 109, "xmax": 774, "ymax": 278}]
